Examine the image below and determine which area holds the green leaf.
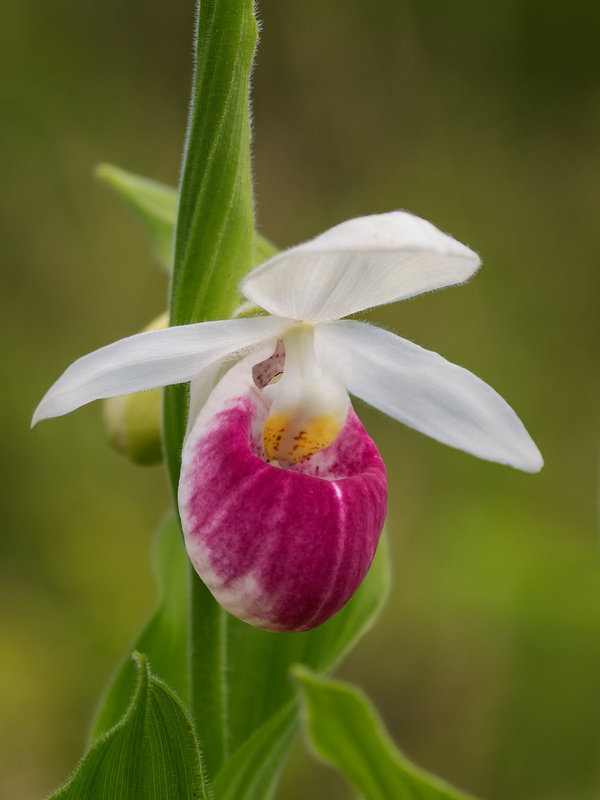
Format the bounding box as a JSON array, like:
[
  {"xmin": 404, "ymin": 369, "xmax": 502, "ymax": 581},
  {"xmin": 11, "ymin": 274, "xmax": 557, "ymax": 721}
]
[
  {"xmin": 294, "ymin": 667, "xmax": 478, "ymax": 800},
  {"xmin": 95, "ymin": 162, "xmax": 278, "ymax": 277},
  {"xmin": 90, "ymin": 513, "xmax": 189, "ymax": 740},
  {"xmin": 212, "ymin": 702, "xmax": 298, "ymax": 800},
  {"xmin": 95, "ymin": 163, "xmax": 177, "ymax": 272},
  {"xmin": 210, "ymin": 534, "xmax": 391, "ymax": 798},
  {"xmin": 49, "ymin": 653, "xmax": 210, "ymax": 800}
]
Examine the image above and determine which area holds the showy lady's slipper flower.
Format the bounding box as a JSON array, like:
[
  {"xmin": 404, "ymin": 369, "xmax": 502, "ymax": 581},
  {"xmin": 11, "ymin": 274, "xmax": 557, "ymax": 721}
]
[{"xmin": 33, "ymin": 211, "xmax": 542, "ymax": 632}]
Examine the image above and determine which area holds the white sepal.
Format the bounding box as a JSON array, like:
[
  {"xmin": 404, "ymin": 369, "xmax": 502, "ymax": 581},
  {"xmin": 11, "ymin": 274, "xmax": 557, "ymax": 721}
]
[
  {"xmin": 32, "ymin": 315, "xmax": 291, "ymax": 425},
  {"xmin": 316, "ymin": 320, "xmax": 543, "ymax": 472},
  {"xmin": 241, "ymin": 211, "xmax": 480, "ymax": 323}
]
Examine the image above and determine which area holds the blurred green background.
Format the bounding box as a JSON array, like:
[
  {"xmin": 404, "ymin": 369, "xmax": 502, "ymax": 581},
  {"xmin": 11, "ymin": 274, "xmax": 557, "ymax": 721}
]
[{"xmin": 2, "ymin": 1, "xmax": 599, "ymax": 798}]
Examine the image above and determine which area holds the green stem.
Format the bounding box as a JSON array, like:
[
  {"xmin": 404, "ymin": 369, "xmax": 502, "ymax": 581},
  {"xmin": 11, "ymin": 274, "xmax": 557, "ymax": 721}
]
[
  {"xmin": 161, "ymin": 0, "xmax": 258, "ymax": 782},
  {"xmin": 171, "ymin": 0, "xmax": 257, "ymax": 325},
  {"xmin": 164, "ymin": 0, "xmax": 257, "ymax": 498},
  {"xmin": 189, "ymin": 570, "xmax": 230, "ymax": 776}
]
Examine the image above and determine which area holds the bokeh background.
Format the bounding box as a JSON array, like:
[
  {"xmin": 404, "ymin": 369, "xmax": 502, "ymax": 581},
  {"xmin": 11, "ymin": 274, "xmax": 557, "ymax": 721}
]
[{"xmin": 2, "ymin": 1, "xmax": 599, "ymax": 798}]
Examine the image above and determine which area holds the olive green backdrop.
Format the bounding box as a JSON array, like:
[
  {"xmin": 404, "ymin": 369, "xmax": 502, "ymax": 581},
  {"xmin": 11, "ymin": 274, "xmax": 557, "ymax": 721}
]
[{"xmin": 1, "ymin": 1, "xmax": 598, "ymax": 798}]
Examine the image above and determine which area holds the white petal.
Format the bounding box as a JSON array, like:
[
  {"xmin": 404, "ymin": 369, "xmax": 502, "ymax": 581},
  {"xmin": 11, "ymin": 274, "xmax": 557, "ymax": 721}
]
[
  {"xmin": 32, "ymin": 316, "xmax": 291, "ymax": 425},
  {"xmin": 316, "ymin": 321, "xmax": 543, "ymax": 472},
  {"xmin": 241, "ymin": 211, "xmax": 480, "ymax": 322}
]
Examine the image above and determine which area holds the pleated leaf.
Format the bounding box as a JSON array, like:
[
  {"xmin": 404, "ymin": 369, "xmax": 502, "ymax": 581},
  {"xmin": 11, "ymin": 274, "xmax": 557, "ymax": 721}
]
[
  {"xmin": 294, "ymin": 667, "xmax": 478, "ymax": 800},
  {"xmin": 49, "ymin": 653, "xmax": 210, "ymax": 800}
]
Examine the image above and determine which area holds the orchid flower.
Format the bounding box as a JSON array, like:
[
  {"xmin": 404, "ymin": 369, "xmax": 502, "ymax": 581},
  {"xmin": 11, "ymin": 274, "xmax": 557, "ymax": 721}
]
[{"xmin": 33, "ymin": 211, "xmax": 542, "ymax": 632}]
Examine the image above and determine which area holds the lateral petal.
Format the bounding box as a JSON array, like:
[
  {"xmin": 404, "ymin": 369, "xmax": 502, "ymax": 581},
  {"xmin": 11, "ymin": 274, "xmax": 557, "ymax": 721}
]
[
  {"xmin": 241, "ymin": 212, "xmax": 480, "ymax": 322},
  {"xmin": 316, "ymin": 321, "xmax": 543, "ymax": 472},
  {"xmin": 32, "ymin": 316, "xmax": 291, "ymax": 425}
]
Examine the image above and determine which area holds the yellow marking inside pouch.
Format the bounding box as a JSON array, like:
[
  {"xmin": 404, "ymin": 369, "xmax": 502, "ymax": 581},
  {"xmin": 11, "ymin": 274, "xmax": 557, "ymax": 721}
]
[{"xmin": 264, "ymin": 411, "xmax": 343, "ymax": 463}]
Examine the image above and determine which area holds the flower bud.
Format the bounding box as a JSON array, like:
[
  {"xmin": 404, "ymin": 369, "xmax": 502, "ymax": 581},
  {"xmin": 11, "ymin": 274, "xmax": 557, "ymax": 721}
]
[{"xmin": 102, "ymin": 312, "xmax": 167, "ymax": 465}]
